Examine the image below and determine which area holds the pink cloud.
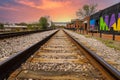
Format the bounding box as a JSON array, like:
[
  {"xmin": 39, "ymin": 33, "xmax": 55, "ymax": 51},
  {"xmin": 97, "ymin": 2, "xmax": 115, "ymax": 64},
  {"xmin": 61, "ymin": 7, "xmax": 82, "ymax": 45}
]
[
  {"xmin": 0, "ymin": 6, "xmax": 17, "ymax": 11},
  {"xmin": 1, "ymin": 0, "xmax": 120, "ymax": 23},
  {"xmin": 15, "ymin": 0, "xmax": 72, "ymax": 10}
]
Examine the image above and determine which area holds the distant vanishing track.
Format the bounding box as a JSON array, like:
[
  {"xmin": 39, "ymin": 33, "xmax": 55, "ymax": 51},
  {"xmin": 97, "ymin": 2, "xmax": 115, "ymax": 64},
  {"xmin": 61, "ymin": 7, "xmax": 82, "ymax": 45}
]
[
  {"xmin": 6, "ymin": 30, "xmax": 118, "ymax": 80},
  {"xmin": 0, "ymin": 29, "xmax": 119, "ymax": 80}
]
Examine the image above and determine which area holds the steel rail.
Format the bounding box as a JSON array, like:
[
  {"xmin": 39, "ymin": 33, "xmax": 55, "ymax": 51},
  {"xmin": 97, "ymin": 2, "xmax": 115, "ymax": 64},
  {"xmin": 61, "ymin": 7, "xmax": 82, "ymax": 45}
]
[
  {"xmin": 0, "ymin": 30, "xmax": 58, "ymax": 80},
  {"xmin": 0, "ymin": 29, "xmax": 54, "ymax": 39},
  {"xmin": 64, "ymin": 30, "xmax": 120, "ymax": 80}
]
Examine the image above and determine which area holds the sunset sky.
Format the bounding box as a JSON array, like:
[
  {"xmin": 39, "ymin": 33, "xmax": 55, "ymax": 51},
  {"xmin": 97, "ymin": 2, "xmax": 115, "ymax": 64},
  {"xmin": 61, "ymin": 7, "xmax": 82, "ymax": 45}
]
[{"xmin": 0, "ymin": 0, "xmax": 119, "ymax": 23}]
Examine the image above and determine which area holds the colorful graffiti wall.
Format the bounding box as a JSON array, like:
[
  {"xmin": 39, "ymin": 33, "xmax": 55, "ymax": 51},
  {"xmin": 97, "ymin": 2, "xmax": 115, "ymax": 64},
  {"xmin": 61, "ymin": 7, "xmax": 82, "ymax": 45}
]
[
  {"xmin": 90, "ymin": 19, "xmax": 95, "ymax": 29},
  {"xmin": 100, "ymin": 13, "xmax": 120, "ymax": 31}
]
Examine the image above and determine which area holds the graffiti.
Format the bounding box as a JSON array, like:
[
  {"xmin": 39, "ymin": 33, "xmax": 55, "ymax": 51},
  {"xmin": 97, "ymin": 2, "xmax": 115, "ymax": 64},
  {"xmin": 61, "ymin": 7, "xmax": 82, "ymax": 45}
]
[
  {"xmin": 100, "ymin": 17, "xmax": 109, "ymax": 30},
  {"xmin": 90, "ymin": 19, "xmax": 95, "ymax": 29},
  {"xmin": 109, "ymin": 14, "xmax": 116, "ymax": 31},
  {"xmin": 114, "ymin": 13, "xmax": 120, "ymax": 31},
  {"xmin": 105, "ymin": 16, "xmax": 109, "ymax": 27},
  {"xmin": 99, "ymin": 13, "xmax": 120, "ymax": 31}
]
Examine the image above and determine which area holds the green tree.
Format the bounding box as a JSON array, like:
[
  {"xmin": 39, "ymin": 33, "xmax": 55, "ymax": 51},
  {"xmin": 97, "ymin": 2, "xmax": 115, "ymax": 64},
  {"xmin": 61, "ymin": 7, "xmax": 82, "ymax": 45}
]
[
  {"xmin": 27, "ymin": 22, "xmax": 40, "ymax": 30},
  {"xmin": 27, "ymin": 24, "xmax": 33, "ymax": 30},
  {"xmin": 0, "ymin": 23, "xmax": 4, "ymax": 29},
  {"xmin": 16, "ymin": 22, "xmax": 28, "ymax": 26},
  {"xmin": 39, "ymin": 17, "xmax": 48, "ymax": 29},
  {"xmin": 51, "ymin": 22, "xmax": 56, "ymax": 29},
  {"xmin": 76, "ymin": 4, "xmax": 97, "ymax": 18}
]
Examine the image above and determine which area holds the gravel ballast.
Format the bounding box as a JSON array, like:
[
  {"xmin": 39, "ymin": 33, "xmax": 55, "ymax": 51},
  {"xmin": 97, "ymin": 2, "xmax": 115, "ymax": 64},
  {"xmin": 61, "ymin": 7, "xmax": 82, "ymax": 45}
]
[
  {"xmin": 0, "ymin": 30, "xmax": 57, "ymax": 62},
  {"xmin": 65, "ymin": 30, "xmax": 120, "ymax": 72}
]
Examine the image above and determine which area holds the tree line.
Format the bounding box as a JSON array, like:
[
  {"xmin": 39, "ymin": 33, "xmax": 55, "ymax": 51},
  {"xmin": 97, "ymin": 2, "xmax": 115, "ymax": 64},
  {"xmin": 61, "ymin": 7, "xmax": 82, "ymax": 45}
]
[{"xmin": 0, "ymin": 17, "xmax": 56, "ymax": 30}]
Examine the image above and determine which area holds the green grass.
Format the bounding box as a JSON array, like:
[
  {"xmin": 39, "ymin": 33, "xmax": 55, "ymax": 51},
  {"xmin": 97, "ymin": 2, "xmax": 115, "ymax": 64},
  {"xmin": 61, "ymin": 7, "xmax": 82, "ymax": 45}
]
[
  {"xmin": 83, "ymin": 34, "xmax": 120, "ymax": 51},
  {"xmin": 74, "ymin": 30, "xmax": 120, "ymax": 51},
  {"xmin": 95, "ymin": 37, "xmax": 120, "ymax": 50},
  {"xmin": 84, "ymin": 35, "xmax": 92, "ymax": 38}
]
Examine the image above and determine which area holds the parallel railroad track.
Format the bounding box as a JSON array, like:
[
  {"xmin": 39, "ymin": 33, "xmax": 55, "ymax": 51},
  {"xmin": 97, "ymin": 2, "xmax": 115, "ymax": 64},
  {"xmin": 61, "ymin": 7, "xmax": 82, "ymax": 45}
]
[
  {"xmin": 0, "ymin": 29, "xmax": 120, "ymax": 80},
  {"xmin": 0, "ymin": 29, "xmax": 53, "ymax": 39}
]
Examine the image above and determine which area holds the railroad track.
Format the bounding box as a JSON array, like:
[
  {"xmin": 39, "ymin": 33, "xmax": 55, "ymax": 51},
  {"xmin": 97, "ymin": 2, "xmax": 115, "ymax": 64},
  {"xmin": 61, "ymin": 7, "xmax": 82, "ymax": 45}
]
[
  {"xmin": 0, "ymin": 29, "xmax": 120, "ymax": 80},
  {"xmin": 0, "ymin": 29, "xmax": 53, "ymax": 39}
]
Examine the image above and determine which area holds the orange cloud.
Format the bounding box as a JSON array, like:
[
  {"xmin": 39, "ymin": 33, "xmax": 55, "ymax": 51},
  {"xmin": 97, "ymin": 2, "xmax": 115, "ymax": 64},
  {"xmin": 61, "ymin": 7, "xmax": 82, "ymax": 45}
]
[{"xmin": 16, "ymin": 0, "xmax": 71, "ymax": 10}]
